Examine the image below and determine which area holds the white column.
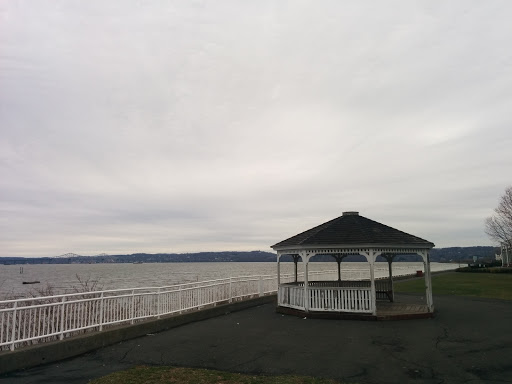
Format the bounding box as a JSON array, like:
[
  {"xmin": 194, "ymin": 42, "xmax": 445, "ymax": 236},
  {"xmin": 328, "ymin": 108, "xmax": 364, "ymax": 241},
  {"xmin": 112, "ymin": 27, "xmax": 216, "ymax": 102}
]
[
  {"xmin": 427, "ymin": 254, "xmax": 434, "ymax": 311},
  {"xmin": 387, "ymin": 257, "xmax": 394, "ymax": 302},
  {"xmin": 422, "ymin": 251, "xmax": 434, "ymax": 312},
  {"xmin": 277, "ymin": 254, "xmax": 281, "ymax": 286},
  {"xmin": 304, "ymin": 255, "xmax": 309, "ymax": 312},
  {"xmin": 293, "ymin": 255, "xmax": 299, "ymax": 282},
  {"xmin": 368, "ymin": 251, "xmax": 376, "ymax": 315}
]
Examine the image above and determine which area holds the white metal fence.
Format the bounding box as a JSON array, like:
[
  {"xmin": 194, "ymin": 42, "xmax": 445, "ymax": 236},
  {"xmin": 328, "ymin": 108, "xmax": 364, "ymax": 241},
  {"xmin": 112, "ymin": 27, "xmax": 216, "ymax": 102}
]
[
  {"xmin": 0, "ymin": 271, "xmax": 337, "ymax": 352},
  {"xmin": 0, "ymin": 267, "xmax": 417, "ymax": 352}
]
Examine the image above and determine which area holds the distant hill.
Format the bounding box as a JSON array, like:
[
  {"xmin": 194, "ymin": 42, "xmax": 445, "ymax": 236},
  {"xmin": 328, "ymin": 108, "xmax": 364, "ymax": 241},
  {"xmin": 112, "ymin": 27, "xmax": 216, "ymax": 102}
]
[
  {"xmin": 429, "ymin": 246, "xmax": 497, "ymax": 263},
  {"xmin": 0, "ymin": 246, "xmax": 497, "ymax": 264},
  {"xmin": 0, "ymin": 251, "xmax": 276, "ymax": 264}
]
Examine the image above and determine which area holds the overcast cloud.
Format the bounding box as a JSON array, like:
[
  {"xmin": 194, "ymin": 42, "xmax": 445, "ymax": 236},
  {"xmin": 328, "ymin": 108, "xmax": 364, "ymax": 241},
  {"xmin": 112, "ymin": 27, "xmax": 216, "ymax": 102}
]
[{"xmin": 1, "ymin": 1, "xmax": 511, "ymax": 257}]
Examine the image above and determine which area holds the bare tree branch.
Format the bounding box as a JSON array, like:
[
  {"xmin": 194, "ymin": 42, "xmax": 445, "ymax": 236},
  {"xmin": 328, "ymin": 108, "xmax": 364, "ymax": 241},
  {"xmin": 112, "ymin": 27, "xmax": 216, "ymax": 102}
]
[{"xmin": 485, "ymin": 186, "xmax": 512, "ymax": 250}]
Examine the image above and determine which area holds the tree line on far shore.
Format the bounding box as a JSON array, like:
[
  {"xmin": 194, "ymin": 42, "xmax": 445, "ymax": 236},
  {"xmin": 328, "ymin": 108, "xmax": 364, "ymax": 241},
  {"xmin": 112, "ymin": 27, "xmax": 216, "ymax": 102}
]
[{"xmin": 0, "ymin": 246, "xmax": 497, "ymax": 265}]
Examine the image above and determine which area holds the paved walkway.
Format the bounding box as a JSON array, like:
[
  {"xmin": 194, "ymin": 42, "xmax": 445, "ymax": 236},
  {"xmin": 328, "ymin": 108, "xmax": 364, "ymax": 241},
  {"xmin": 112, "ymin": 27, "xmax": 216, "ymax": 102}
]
[{"xmin": 1, "ymin": 294, "xmax": 512, "ymax": 384}]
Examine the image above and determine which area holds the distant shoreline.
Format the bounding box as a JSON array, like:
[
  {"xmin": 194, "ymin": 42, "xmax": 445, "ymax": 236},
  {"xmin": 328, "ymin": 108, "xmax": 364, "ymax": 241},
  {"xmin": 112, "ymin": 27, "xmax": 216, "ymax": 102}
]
[{"xmin": 0, "ymin": 246, "xmax": 496, "ymax": 265}]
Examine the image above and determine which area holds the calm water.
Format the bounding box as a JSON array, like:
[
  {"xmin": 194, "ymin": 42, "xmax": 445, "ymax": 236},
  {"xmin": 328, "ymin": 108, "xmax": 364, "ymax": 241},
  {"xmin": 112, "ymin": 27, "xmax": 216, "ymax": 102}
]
[{"xmin": 0, "ymin": 262, "xmax": 457, "ymax": 299}]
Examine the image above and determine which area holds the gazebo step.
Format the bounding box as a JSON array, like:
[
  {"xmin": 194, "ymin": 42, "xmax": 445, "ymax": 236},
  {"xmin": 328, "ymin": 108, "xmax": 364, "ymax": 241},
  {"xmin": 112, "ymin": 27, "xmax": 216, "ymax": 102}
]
[
  {"xmin": 277, "ymin": 301, "xmax": 432, "ymax": 321},
  {"xmin": 377, "ymin": 303, "xmax": 429, "ymax": 315}
]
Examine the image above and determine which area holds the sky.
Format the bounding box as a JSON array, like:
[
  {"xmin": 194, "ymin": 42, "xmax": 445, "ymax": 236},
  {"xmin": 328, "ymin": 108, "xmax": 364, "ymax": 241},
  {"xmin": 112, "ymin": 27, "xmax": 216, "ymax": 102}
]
[{"xmin": 1, "ymin": 1, "xmax": 511, "ymax": 257}]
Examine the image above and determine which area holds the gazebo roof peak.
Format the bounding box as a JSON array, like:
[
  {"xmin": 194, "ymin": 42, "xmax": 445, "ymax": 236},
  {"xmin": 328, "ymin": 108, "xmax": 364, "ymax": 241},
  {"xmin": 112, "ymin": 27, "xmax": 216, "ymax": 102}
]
[{"xmin": 271, "ymin": 211, "xmax": 434, "ymax": 249}]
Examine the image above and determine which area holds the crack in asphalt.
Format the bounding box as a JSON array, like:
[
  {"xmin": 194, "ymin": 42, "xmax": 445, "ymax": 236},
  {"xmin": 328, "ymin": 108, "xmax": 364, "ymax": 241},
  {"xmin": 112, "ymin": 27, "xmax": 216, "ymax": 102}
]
[
  {"xmin": 463, "ymin": 378, "xmax": 512, "ymax": 384},
  {"xmin": 371, "ymin": 336, "xmax": 405, "ymax": 352},
  {"xmin": 435, "ymin": 327, "xmax": 449, "ymax": 349},
  {"xmin": 375, "ymin": 336, "xmax": 447, "ymax": 384},
  {"xmin": 227, "ymin": 353, "xmax": 265, "ymax": 370},
  {"xmin": 386, "ymin": 351, "xmax": 436, "ymax": 381},
  {"xmin": 119, "ymin": 346, "xmax": 135, "ymax": 362},
  {"xmin": 465, "ymin": 365, "xmax": 512, "ymax": 383},
  {"xmin": 344, "ymin": 367, "xmax": 367, "ymax": 380},
  {"xmin": 430, "ymin": 366, "xmax": 445, "ymax": 384},
  {"xmin": 465, "ymin": 341, "xmax": 512, "ymax": 354}
]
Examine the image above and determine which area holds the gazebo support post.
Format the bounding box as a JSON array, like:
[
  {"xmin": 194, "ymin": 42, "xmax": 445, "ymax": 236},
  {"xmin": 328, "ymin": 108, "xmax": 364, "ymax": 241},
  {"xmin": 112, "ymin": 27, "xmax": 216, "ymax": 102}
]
[
  {"xmin": 383, "ymin": 254, "xmax": 395, "ymax": 302},
  {"xmin": 303, "ymin": 256, "xmax": 309, "ymax": 312},
  {"xmin": 366, "ymin": 251, "xmax": 377, "ymax": 316},
  {"xmin": 277, "ymin": 254, "xmax": 281, "ymax": 286},
  {"xmin": 292, "ymin": 255, "xmax": 300, "ymax": 283},
  {"xmin": 332, "ymin": 255, "xmax": 346, "ymax": 282},
  {"xmin": 426, "ymin": 254, "xmax": 434, "ymax": 311},
  {"xmin": 421, "ymin": 251, "xmax": 434, "ymax": 312}
]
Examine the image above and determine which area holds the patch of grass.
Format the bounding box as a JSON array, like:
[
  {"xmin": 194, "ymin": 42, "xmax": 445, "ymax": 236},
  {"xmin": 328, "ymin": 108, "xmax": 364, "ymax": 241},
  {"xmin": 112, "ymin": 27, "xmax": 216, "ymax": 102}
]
[
  {"xmin": 394, "ymin": 272, "xmax": 512, "ymax": 300},
  {"xmin": 89, "ymin": 366, "xmax": 348, "ymax": 384}
]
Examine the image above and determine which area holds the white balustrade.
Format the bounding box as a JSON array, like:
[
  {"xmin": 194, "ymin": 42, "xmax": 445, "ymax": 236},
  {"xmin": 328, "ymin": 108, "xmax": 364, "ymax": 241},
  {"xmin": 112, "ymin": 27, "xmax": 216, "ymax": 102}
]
[
  {"xmin": 308, "ymin": 287, "xmax": 372, "ymax": 312},
  {"xmin": 278, "ymin": 284, "xmax": 373, "ymax": 313},
  {"xmin": 0, "ymin": 267, "xmax": 414, "ymax": 352},
  {"xmin": 278, "ymin": 285, "xmax": 305, "ymax": 309},
  {"xmin": 0, "ymin": 271, "xmax": 340, "ymax": 352}
]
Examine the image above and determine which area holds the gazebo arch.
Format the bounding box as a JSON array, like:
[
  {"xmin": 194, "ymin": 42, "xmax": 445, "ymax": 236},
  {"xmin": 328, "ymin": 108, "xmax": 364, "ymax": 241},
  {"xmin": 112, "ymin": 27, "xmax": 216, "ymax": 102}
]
[{"xmin": 272, "ymin": 211, "xmax": 435, "ymax": 320}]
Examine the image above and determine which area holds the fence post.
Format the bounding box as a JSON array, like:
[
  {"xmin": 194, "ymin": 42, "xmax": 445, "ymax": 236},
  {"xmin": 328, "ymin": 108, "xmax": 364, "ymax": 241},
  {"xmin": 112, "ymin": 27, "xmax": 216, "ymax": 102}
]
[
  {"xmin": 229, "ymin": 277, "xmax": 232, "ymax": 303},
  {"xmin": 131, "ymin": 290, "xmax": 135, "ymax": 324},
  {"xmin": 99, "ymin": 292, "xmax": 104, "ymax": 331},
  {"xmin": 259, "ymin": 276, "xmax": 263, "ymax": 297},
  {"xmin": 157, "ymin": 288, "xmax": 161, "ymax": 319},
  {"xmin": 179, "ymin": 285, "xmax": 183, "ymax": 314},
  {"xmin": 59, "ymin": 296, "xmax": 66, "ymax": 340},
  {"xmin": 10, "ymin": 301, "xmax": 18, "ymax": 351}
]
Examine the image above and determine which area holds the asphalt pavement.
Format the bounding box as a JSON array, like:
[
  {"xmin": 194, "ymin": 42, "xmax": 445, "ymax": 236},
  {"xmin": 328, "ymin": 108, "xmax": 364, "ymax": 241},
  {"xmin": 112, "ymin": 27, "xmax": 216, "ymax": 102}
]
[{"xmin": 1, "ymin": 293, "xmax": 511, "ymax": 384}]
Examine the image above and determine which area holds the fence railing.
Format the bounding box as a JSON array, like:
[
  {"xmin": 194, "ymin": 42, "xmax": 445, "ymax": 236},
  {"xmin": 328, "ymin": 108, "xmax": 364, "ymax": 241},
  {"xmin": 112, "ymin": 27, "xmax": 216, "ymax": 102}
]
[
  {"xmin": 0, "ymin": 266, "xmax": 417, "ymax": 352},
  {"xmin": 1, "ymin": 271, "xmax": 338, "ymax": 352}
]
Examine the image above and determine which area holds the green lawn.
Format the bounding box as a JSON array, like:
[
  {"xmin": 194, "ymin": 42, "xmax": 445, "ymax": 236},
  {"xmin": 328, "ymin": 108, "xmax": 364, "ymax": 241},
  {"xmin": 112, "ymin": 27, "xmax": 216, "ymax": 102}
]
[
  {"xmin": 89, "ymin": 366, "xmax": 346, "ymax": 384},
  {"xmin": 394, "ymin": 272, "xmax": 512, "ymax": 300}
]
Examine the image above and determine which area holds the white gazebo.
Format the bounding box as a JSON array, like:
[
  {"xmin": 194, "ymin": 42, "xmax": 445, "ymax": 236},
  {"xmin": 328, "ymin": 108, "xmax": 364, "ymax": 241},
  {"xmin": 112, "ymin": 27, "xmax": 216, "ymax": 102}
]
[{"xmin": 272, "ymin": 211, "xmax": 435, "ymax": 320}]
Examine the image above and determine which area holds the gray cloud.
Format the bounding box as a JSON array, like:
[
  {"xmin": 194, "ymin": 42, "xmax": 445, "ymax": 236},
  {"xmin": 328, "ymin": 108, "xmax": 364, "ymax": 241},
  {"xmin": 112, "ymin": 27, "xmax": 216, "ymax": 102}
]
[{"xmin": 1, "ymin": 0, "xmax": 512, "ymax": 256}]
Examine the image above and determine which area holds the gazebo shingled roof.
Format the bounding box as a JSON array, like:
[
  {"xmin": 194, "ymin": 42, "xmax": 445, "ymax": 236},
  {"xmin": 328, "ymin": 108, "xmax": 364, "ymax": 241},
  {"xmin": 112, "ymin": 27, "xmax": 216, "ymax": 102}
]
[{"xmin": 272, "ymin": 211, "xmax": 434, "ymax": 249}]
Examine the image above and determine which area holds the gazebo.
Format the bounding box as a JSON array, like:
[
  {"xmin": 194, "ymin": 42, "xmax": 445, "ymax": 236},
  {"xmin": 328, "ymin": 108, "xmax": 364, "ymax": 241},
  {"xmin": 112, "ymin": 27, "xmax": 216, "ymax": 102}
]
[{"xmin": 271, "ymin": 211, "xmax": 435, "ymax": 320}]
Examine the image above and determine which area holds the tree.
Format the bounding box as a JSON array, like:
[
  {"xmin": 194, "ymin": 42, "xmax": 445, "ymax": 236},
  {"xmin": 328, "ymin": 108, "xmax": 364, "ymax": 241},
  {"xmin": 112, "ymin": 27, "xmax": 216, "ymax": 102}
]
[{"xmin": 485, "ymin": 186, "xmax": 512, "ymax": 265}]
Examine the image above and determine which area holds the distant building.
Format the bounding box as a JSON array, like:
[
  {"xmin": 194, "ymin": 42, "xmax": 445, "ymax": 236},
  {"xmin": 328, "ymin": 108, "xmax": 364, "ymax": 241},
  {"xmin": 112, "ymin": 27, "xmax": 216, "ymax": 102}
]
[{"xmin": 496, "ymin": 242, "xmax": 511, "ymax": 267}]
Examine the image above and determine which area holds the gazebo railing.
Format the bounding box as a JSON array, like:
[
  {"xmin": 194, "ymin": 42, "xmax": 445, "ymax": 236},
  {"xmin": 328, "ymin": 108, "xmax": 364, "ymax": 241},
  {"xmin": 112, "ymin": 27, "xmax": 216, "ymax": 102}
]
[
  {"xmin": 309, "ymin": 286, "xmax": 371, "ymax": 312},
  {"xmin": 278, "ymin": 284, "xmax": 373, "ymax": 313},
  {"xmin": 283, "ymin": 279, "xmax": 392, "ymax": 299},
  {"xmin": 278, "ymin": 278, "xmax": 397, "ymax": 313},
  {"xmin": 278, "ymin": 285, "xmax": 305, "ymax": 310},
  {"xmin": 281, "ymin": 266, "xmax": 420, "ymax": 283}
]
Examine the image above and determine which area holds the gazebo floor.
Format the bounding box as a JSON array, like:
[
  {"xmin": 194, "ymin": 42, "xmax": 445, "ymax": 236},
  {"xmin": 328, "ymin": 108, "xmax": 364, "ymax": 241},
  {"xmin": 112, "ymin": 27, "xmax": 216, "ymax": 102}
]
[{"xmin": 277, "ymin": 301, "xmax": 433, "ymax": 321}]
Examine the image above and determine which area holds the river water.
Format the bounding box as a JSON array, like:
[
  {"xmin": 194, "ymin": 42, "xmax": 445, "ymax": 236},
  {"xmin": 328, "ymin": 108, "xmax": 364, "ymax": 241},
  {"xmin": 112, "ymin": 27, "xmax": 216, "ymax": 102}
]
[{"xmin": 0, "ymin": 262, "xmax": 457, "ymax": 299}]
